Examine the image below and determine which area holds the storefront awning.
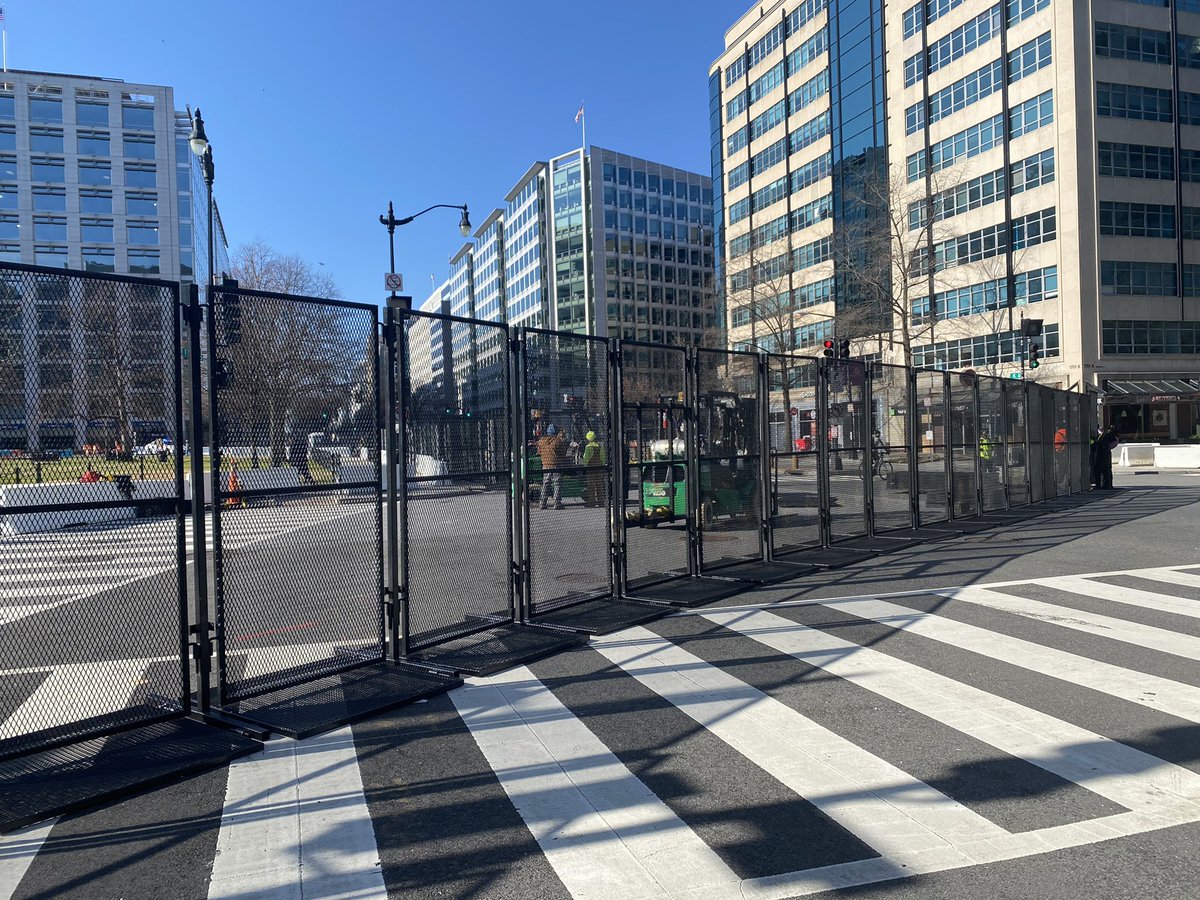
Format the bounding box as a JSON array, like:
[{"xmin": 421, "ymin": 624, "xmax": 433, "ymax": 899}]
[{"xmin": 1104, "ymin": 379, "xmax": 1200, "ymax": 401}]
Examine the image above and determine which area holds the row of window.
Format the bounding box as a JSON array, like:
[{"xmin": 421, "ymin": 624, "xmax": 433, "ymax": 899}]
[
  {"xmin": 12, "ymin": 156, "xmax": 160, "ymax": 188},
  {"xmin": 1102, "ymin": 320, "xmax": 1200, "ymax": 355},
  {"xmin": 0, "ymin": 126, "xmax": 156, "ymax": 159},
  {"xmin": 729, "ymin": 67, "xmax": 834, "ymax": 158},
  {"xmin": 726, "ymin": 28, "xmax": 829, "ymax": 123},
  {"xmin": 1096, "ymin": 82, "xmax": 1200, "ymax": 124},
  {"xmin": 912, "ymin": 324, "xmax": 1060, "ymax": 369},
  {"xmin": 903, "ymin": 0, "xmax": 1047, "ymax": 41},
  {"xmin": 729, "ymin": 193, "xmax": 832, "ymax": 259},
  {"xmin": 726, "ymin": 151, "xmax": 833, "ymax": 228},
  {"xmin": 724, "ymin": 0, "xmax": 828, "ymax": 88},
  {"xmin": 0, "ymin": 184, "xmax": 159, "ymax": 214},
  {"xmin": 911, "ymin": 266, "xmax": 1058, "ymax": 324},
  {"xmin": 728, "ymin": 234, "xmax": 832, "ymax": 291},
  {"xmin": 0, "ymin": 216, "xmax": 159, "ymax": 244},
  {"xmin": 1101, "ymin": 260, "xmax": 1200, "ymax": 295},
  {"xmin": 906, "ymin": 32, "xmax": 1051, "ymax": 134},
  {"xmin": 904, "ymin": 6, "xmax": 1002, "ymax": 88},
  {"xmin": 909, "ymin": 149, "xmax": 1055, "ymax": 230},
  {"xmin": 1095, "ymin": 21, "xmax": 1200, "ymax": 68},
  {"xmin": 0, "ymin": 94, "xmax": 155, "ymax": 129},
  {"xmin": 599, "ymin": 164, "xmax": 708, "ymax": 202},
  {"xmin": 1098, "ymin": 142, "xmax": 1200, "ymax": 182},
  {"xmin": 912, "ymin": 207, "xmax": 1057, "ymax": 275},
  {"xmin": 0, "ymin": 244, "xmax": 162, "ymax": 273},
  {"xmin": 907, "ymin": 91, "xmax": 1054, "ymax": 183}
]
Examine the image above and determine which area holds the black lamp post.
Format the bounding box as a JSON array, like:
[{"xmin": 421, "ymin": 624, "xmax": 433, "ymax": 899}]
[
  {"xmin": 189, "ymin": 108, "xmax": 215, "ymax": 287},
  {"xmin": 379, "ymin": 201, "xmax": 471, "ymax": 307}
]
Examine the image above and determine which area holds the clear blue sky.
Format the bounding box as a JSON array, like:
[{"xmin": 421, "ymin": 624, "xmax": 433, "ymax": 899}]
[{"xmin": 14, "ymin": 0, "xmax": 746, "ymax": 304}]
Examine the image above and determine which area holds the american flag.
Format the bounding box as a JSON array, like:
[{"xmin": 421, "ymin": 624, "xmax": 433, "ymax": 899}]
[
  {"xmin": 0, "ymin": 8, "xmax": 6, "ymax": 22},
  {"xmin": 574, "ymin": 102, "xmax": 584, "ymax": 124}
]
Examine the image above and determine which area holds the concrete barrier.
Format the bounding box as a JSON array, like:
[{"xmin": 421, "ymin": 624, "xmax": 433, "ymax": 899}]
[
  {"xmin": 336, "ymin": 462, "xmax": 377, "ymax": 497},
  {"xmin": 1117, "ymin": 443, "xmax": 1159, "ymax": 466},
  {"xmin": 0, "ymin": 482, "xmax": 133, "ymax": 535},
  {"xmin": 1154, "ymin": 444, "xmax": 1200, "ymax": 468}
]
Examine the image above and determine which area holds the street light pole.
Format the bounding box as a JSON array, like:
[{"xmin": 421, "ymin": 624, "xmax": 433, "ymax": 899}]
[
  {"xmin": 189, "ymin": 108, "xmax": 215, "ymax": 287},
  {"xmin": 378, "ymin": 201, "xmax": 472, "ymax": 309}
]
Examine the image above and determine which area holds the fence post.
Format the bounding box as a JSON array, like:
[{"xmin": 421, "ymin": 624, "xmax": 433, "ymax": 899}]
[
  {"xmin": 758, "ymin": 351, "xmax": 774, "ymax": 560},
  {"xmin": 972, "ymin": 376, "xmax": 984, "ymax": 514},
  {"xmin": 382, "ymin": 306, "xmax": 400, "ymax": 661},
  {"xmin": 394, "ymin": 308, "xmax": 412, "ymax": 658},
  {"xmin": 999, "ymin": 379, "xmax": 1011, "ymax": 510},
  {"xmin": 907, "ymin": 367, "xmax": 920, "ymax": 528},
  {"xmin": 684, "ymin": 345, "xmax": 701, "ymax": 576},
  {"xmin": 817, "ymin": 360, "xmax": 831, "ymax": 546},
  {"xmin": 609, "ymin": 338, "xmax": 625, "ymax": 596},
  {"xmin": 863, "ymin": 362, "xmax": 875, "ymax": 537},
  {"xmin": 172, "ymin": 282, "xmax": 190, "ymax": 714},
  {"xmin": 941, "ymin": 371, "xmax": 954, "ymax": 520},
  {"xmin": 509, "ymin": 327, "xmax": 529, "ymax": 623},
  {"xmin": 185, "ymin": 283, "xmax": 213, "ymax": 713}
]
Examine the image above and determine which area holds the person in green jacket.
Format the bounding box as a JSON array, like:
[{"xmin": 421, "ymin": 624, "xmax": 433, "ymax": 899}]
[
  {"xmin": 582, "ymin": 430, "xmax": 606, "ymax": 508},
  {"xmin": 979, "ymin": 432, "xmax": 994, "ymax": 473}
]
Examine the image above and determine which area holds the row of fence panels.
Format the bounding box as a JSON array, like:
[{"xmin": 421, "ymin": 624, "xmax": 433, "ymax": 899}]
[{"xmin": 0, "ymin": 261, "xmax": 1096, "ymax": 804}]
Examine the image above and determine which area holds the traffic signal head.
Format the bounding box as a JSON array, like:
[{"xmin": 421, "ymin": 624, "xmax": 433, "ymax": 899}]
[
  {"xmin": 839, "ymin": 339, "xmax": 851, "ymax": 359},
  {"xmin": 822, "ymin": 339, "xmax": 835, "ymax": 358},
  {"xmin": 1029, "ymin": 344, "xmax": 1040, "ymax": 369}
]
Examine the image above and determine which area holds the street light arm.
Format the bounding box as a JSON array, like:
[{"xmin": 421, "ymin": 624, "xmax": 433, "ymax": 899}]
[{"xmin": 391, "ymin": 203, "xmax": 469, "ymax": 228}]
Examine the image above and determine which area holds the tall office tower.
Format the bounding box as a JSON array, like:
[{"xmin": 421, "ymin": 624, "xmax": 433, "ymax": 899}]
[
  {"xmin": 425, "ymin": 145, "xmax": 718, "ymax": 344},
  {"xmin": 0, "ymin": 69, "xmax": 229, "ymax": 452},
  {"xmin": 710, "ymin": 0, "xmax": 889, "ymax": 357}
]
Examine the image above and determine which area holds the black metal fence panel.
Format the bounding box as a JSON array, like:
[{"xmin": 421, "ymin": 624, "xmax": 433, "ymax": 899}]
[
  {"xmin": 977, "ymin": 376, "xmax": 1007, "ymax": 511},
  {"xmin": 521, "ymin": 329, "xmax": 614, "ymax": 614},
  {"xmin": 695, "ymin": 348, "xmax": 762, "ymax": 572},
  {"xmin": 914, "ymin": 370, "xmax": 949, "ymax": 524},
  {"xmin": 0, "ymin": 264, "xmax": 187, "ymax": 758},
  {"xmin": 1028, "ymin": 386, "xmax": 1046, "ymax": 502},
  {"xmin": 617, "ymin": 342, "xmax": 691, "ymax": 589},
  {"xmin": 765, "ymin": 355, "xmax": 822, "ymax": 555},
  {"xmin": 397, "ymin": 310, "xmax": 512, "ymax": 651},
  {"xmin": 1068, "ymin": 394, "xmax": 1082, "ymax": 493},
  {"xmin": 1006, "ymin": 382, "xmax": 1030, "ymax": 506},
  {"xmin": 1038, "ymin": 384, "xmax": 1058, "ymax": 499},
  {"xmin": 869, "ymin": 364, "xmax": 914, "ymax": 533},
  {"xmin": 825, "ymin": 360, "xmax": 869, "ymax": 542},
  {"xmin": 1053, "ymin": 391, "xmax": 1072, "ymax": 495},
  {"xmin": 949, "ymin": 376, "xmax": 979, "ymax": 518},
  {"xmin": 208, "ymin": 287, "xmax": 382, "ymax": 703}
]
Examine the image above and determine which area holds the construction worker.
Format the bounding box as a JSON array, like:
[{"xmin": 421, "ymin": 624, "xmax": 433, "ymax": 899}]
[
  {"xmin": 537, "ymin": 424, "xmax": 566, "ymax": 510},
  {"xmin": 979, "ymin": 431, "xmax": 994, "ymax": 473},
  {"xmin": 582, "ymin": 430, "xmax": 606, "ymax": 508},
  {"xmin": 1054, "ymin": 426, "xmax": 1068, "ymax": 454},
  {"xmin": 79, "ymin": 464, "xmax": 102, "ymax": 484}
]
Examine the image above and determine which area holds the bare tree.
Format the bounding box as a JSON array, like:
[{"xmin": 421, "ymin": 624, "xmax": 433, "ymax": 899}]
[{"xmin": 230, "ymin": 238, "xmax": 339, "ymax": 299}]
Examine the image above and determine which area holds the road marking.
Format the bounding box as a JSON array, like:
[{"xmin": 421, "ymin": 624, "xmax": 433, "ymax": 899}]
[
  {"xmin": 936, "ymin": 586, "xmax": 1200, "ymax": 662},
  {"xmin": 1135, "ymin": 567, "xmax": 1200, "ymax": 591},
  {"xmin": 0, "ymin": 659, "xmax": 159, "ymax": 739},
  {"xmin": 701, "ymin": 607, "xmax": 1200, "ymax": 818},
  {"xmin": 207, "ymin": 728, "xmax": 385, "ymax": 900},
  {"xmin": 800, "ymin": 595, "xmax": 1200, "ymax": 723},
  {"xmin": 592, "ymin": 628, "xmax": 1009, "ymax": 863},
  {"xmin": 1036, "ymin": 575, "xmax": 1200, "ymax": 620},
  {"xmin": 0, "ymin": 820, "xmax": 55, "ymax": 900},
  {"xmin": 452, "ymin": 666, "xmax": 739, "ymax": 900},
  {"xmin": 0, "ymin": 600, "xmax": 71, "ymax": 625}
]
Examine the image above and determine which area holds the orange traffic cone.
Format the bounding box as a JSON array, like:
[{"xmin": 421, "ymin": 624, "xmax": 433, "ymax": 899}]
[{"xmin": 226, "ymin": 463, "xmax": 243, "ymax": 508}]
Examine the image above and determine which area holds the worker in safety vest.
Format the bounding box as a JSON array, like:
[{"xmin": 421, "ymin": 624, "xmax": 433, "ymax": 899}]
[
  {"xmin": 582, "ymin": 430, "xmax": 606, "ymax": 507},
  {"xmin": 979, "ymin": 432, "xmax": 995, "ymax": 473}
]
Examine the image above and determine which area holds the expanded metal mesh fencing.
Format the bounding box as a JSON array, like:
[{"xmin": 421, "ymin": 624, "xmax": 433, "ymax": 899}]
[
  {"xmin": 618, "ymin": 342, "xmax": 692, "ymax": 590},
  {"xmin": 825, "ymin": 360, "xmax": 869, "ymax": 542},
  {"xmin": 977, "ymin": 377, "xmax": 1007, "ymax": 512},
  {"xmin": 766, "ymin": 355, "xmax": 822, "ymax": 556},
  {"xmin": 695, "ymin": 348, "xmax": 762, "ymax": 572},
  {"xmin": 1007, "ymin": 382, "xmax": 1030, "ymax": 507},
  {"xmin": 1053, "ymin": 392, "xmax": 1072, "ymax": 496},
  {"xmin": 914, "ymin": 370, "xmax": 950, "ymax": 525},
  {"xmin": 521, "ymin": 329, "xmax": 613, "ymax": 615},
  {"xmin": 949, "ymin": 377, "xmax": 979, "ymax": 518},
  {"xmin": 397, "ymin": 310, "xmax": 512, "ymax": 651},
  {"xmin": 870, "ymin": 364, "xmax": 914, "ymax": 533},
  {"xmin": 208, "ymin": 287, "xmax": 382, "ymax": 704},
  {"xmin": 0, "ymin": 264, "xmax": 186, "ymax": 759}
]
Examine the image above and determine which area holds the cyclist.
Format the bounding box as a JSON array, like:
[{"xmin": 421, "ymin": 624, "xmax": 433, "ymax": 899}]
[{"xmin": 870, "ymin": 429, "xmax": 888, "ymax": 477}]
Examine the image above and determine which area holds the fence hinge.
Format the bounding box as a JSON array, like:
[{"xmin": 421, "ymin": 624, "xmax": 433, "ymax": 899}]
[{"xmin": 188, "ymin": 622, "xmax": 214, "ymax": 667}]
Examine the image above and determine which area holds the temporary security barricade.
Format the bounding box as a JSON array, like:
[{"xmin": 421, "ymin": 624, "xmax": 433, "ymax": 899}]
[
  {"xmin": 391, "ymin": 307, "xmax": 581, "ymax": 672},
  {"xmin": 1053, "ymin": 391, "xmax": 1072, "ymax": 495},
  {"xmin": 949, "ymin": 374, "xmax": 980, "ymax": 519},
  {"xmin": 824, "ymin": 359, "xmax": 870, "ymax": 543},
  {"xmin": 765, "ymin": 354, "xmax": 823, "ymax": 557},
  {"xmin": 1038, "ymin": 384, "xmax": 1058, "ymax": 500},
  {"xmin": 206, "ymin": 287, "xmax": 453, "ymax": 736},
  {"xmin": 1028, "ymin": 385, "xmax": 1047, "ymax": 503},
  {"xmin": 0, "ymin": 264, "xmax": 259, "ymax": 833},
  {"xmin": 1006, "ymin": 381, "xmax": 1031, "ymax": 507},
  {"xmin": 977, "ymin": 376, "xmax": 1008, "ymax": 512},
  {"xmin": 913, "ymin": 370, "xmax": 951, "ymax": 525},
  {"xmin": 869, "ymin": 363, "xmax": 917, "ymax": 533}
]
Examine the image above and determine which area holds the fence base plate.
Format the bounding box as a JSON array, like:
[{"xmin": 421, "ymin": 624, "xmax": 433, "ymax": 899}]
[
  {"xmin": 623, "ymin": 576, "xmax": 745, "ymax": 607},
  {"xmin": 532, "ymin": 596, "xmax": 672, "ymax": 635},
  {"xmin": 705, "ymin": 560, "xmax": 817, "ymax": 584},
  {"xmin": 837, "ymin": 535, "xmax": 921, "ymax": 552},
  {"xmin": 226, "ymin": 661, "xmax": 459, "ymax": 739},
  {"xmin": 777, "ymin": 546, "xmax": 878, "ymax": 568},
  {"xmin": 406, "ymin": 624, "xmax": 587, "ymax": 676},
  {"xmin": 0, "ymin": 715, "xmax": 261, "ymax": 834}
]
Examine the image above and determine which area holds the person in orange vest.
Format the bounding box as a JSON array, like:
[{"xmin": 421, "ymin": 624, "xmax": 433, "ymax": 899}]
[
  {"xmin": 1054, "ymin": 426, "xmax": 1068, "ymax": 454},
  {"xmin": 79, "ymin": 464, "xmax": 102, "ymax": 483},
  {"xmin": 226, "ymin": 460, "xmax": 243, "ymax": 508}
]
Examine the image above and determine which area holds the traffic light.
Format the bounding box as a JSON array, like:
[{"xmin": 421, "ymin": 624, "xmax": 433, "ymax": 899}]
[
  {"xmin": 1029, "ymin": 343, "xmax": 1040, "ymax": 369},
  {"xmin": 822, "ymin": 339, "xmax": 835, "ymax": 358},
  {"xmin": 839, "ymin": 339, "xmax": 851, "ymax": 359}
]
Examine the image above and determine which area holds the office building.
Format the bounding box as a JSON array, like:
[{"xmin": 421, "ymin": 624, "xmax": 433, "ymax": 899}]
[{"xmin": 424, "ymin": 145, "xmax": 718, "ymax": 344}]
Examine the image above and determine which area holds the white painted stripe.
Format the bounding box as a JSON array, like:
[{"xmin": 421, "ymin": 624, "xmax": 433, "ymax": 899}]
[
  {"xmin": 1040, "ymin": 575, "xmax": 1200, "ymax": 620},
  {"xmin": 702, "ymin": 607, "xmax": 1200, "ymax": 818},
  {"xmin": 806, "ymin": 595, "xmax": 1200, "ymax": 723},
  {"xmin": 207, "ymin": 729, "xmax": 385, "ymax": 900},
  {"xmin": 0, "ymin": 600, "xmax": 71, "ymax": 624},
  {"xmin": 451, "ymin": 666, "xmax": 739, "ymax": 900},
  {"xmin": 937, "ymin": 586, "xmax": 1200, "ymax": 662},
  {"xmin": 0, "ymin": 659, "xmax": 152, "ymax": 739},
  {"xmin": 0, "ymin": 819, "xmax": 55, "ymax": 900},
  {"xmin": 1134, "ymin": 567, "xmax": 1200, "ymax": 592},
  {"xmin": 592, "ymin": 629, "xmax": 1008, "ymax": 864}
]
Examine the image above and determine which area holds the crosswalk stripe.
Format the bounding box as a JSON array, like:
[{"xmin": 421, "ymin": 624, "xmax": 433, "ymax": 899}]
[
  {"xmin": 0, "ymin": 820, "xmax": 55, "ymax": 900},
  {"xmin": 936, "ymin": 586, "xmax": 1200, "ymax": 662},
  {"xmin": 0, "ymin": 659, "xmax": 155, "ymax": 739},
  {"xmin": 207, "ymin": 729, "xmax": 386, "ymax": 900},
  {"xmin": 799, "ymin": 595, "xmax": 1200, "ymax": 723},
  {"xmin": 1036, "ymin": 576, "xmax": 1200, "ymax": 620},
  {"xmin": 1133, "ymin": 567, "xmax": 1200, "ymax": 592},
  {"xmin": 701, "ymin": 607, "xmax": 1200, "ymax": 818},
  {"xmin": 451, "ymin": 665, "xmax": 740, "ymax": 900},
  {"xmin": 591, "ymin": 628, "xmax": 1010, "ymax": 861}
]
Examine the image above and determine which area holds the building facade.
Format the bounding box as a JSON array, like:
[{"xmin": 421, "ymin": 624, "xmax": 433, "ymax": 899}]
[{"xmin": 423, "ymin": 145, "xmax": 718, "ymax": 344}]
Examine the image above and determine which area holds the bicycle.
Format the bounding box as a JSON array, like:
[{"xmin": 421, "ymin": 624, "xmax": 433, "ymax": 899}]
[{"xmin": 871, "ymin": 452, "xmax": 893, "ymax": 481}]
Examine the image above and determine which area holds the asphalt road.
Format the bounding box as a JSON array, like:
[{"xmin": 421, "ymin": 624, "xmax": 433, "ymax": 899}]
[{"xmin": 2, "ymin": 469, "xmax": 1200, "ymax": 899}]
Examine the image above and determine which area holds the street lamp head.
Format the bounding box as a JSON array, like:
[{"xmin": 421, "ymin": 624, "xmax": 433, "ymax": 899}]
[
  {"xmin": 458, "ymin": 205, "xmax": 471, "ymax": 237},
  {"xmin": 189, "ymin": 108, "xmax": 209, "ymax": 157}
]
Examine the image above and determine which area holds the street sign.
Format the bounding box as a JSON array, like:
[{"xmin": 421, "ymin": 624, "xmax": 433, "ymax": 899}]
[
  {"xmin": 1009, "ymin": 372, "xmax": 1023, "ymax": 379},
  {"xmin": 385, "ymin": 273, "xmax": 403, "ymax": 291}
]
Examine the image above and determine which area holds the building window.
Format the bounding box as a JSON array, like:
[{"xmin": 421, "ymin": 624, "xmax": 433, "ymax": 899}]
[
  {"xmin": 28, "ymin": 98, "xmax": 62, "ymax": 124},
  {"xmin": 0, "ymin": 184, "xmax": 15, "ymax": 209},
  {"xmin": 80, "ymin": 189, "xmax": 113, "ymax": 214},
  {"xmin": 1179, "ymin": 91, "xmax": 1200, "ymax": 126},
  {"xmin": 1010, "ymin": 148, "xmax": 1055, "ymax": 195},
  {"xmin": 1098, "ymin": 142, "xmax": 1174, "ymax": 180},
  {"xmin": 33, "ymin": 216, "xmax": 67, "ymax": 241},
  {"xmin": 81, "ymin": 219, "xmax": 114, "ymax": 242},
  {"xmin": 1179, "ymin": 34, "xmax": 1200, "ymax": 69},
  {"xmin": 127, "ymin": 223, "xmax": 159, "ymax": 245},
  {"xmin": 1097, "ymin": 82, "xmax": 1173, "ymax": 122},
  {"xmin": 122, "ymin": 134, "xmax": 156, "ymax": 159},
  {"xmin": 1099, "ymin": 201, "xmax": 1176, "ymax": 238},
  {"xmin": 31, "ymin": 158, "xmax": 65, "ymax": 183},
  {"xmin": 79, "ymin": 160, "xmax": 112, "ymax": 185},
  {"xmin": 1103, "ymin": 320, "xmax": 1200, "ymax": 355},
  {"xmin": 0, "ymin": 125, "xmax": 13, "ymax": 151},
  {"xmin": 1007, "ymin": 0, "xmax": 1049, "ymax": 25},
  {"xmin": 76, "ymin": 100, "xmax": 108, "ymax": 126},
  {"xmin": 0, "ymin": 94, "xmax": 13, "ymax": 120},
  {"xmin": 1095, "ymin": 22, "xmax": 1171, "ymax": 65},
  {"xmin": 82, "ymin": 247, "xmax": 115, "ymax": 273},
  {"xmin": 907, "ymin": 6, "xmax": 1002, "ymax": 88},
  {"xmin": 913, "ymin": 325, "xmax": 1059, "ymax": 368},
  {"xmin": 121, "ymin": 105, "xmax": 155, "ymax": 130},
  {"xmin": 1181, "ymin": 206, "xmax": 1200, "ymax": 240},
  {"xmin": 32, "ymin": 187, "xmax": 66, "ymax": 211},
  {"xmin": 1007, "ymin": 32, "xmax": 1052, "ymax": 83},
  {"xmin": 1100, "ymin": 260, "xmax": 1177, "ymax": 295},
  {"xmin": 126, "ymin": 192, "xmax": 158, "ymax": 216},
  {"xmin": 0, "ymin": 213, "xmax": 19, "ymax": 240},
  {"xmin": 1011, "ymin": 207, "xmax": 1055, "ymax": 250},
  {"xmin": 0, "ymin": 242, "xmax": 19, "ymax": 262},
  {"xmin": 77, "ymin": 131, "xmax": 110, "ymax": 156},
  {"xmin": 29, "ymin": 127, "xmax": 64, "ymax": 154},
  {"xmin": 127, "ymin": 249, "xmax": 160, "ymax": 275},
  {"xmin": 124, "ymin": 163, "xmax": 157, "ymax": 187},
  {"xmin": 1008, "ymin": 90, "xmax": 1054, "ymax": 139}
]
